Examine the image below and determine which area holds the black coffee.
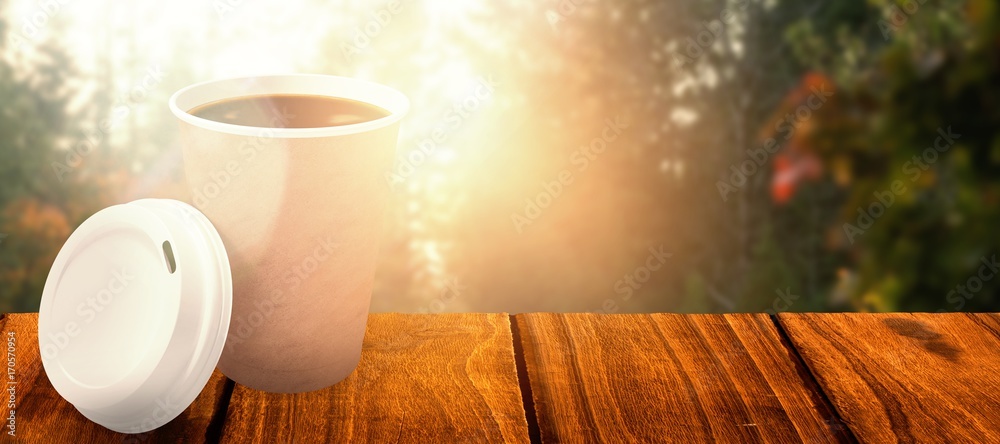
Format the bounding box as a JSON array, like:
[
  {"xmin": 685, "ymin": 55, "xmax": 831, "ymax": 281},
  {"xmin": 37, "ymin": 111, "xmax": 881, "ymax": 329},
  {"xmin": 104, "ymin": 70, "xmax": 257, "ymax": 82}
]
[{"xmin": 189, "ymin": 94, "xmax": 390, "ymax": 128}]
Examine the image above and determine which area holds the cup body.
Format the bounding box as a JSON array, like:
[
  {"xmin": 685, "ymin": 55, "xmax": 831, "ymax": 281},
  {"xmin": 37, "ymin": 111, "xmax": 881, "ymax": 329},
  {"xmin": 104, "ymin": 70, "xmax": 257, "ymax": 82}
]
[{"xmin": 170, "ymin": 75, "xmax": 407, "ymax": 393}]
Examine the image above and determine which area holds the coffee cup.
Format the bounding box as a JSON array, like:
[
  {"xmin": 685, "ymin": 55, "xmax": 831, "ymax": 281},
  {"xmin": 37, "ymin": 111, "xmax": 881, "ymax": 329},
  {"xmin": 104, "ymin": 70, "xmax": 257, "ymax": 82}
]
[{"xmin": 169, "ymin": 74, "xmax": 408, "ymax": 393}]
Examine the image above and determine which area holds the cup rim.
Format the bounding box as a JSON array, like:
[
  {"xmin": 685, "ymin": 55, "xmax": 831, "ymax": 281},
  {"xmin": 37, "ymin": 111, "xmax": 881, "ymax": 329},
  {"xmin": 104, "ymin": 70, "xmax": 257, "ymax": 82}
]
[{"xmin": 169, "ymin": 74, "xmax": 409, "ymax": 138}]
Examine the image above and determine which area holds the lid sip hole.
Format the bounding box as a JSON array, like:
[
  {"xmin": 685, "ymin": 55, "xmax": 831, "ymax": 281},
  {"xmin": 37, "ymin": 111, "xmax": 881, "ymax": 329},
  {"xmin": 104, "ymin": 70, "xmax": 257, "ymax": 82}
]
[{"xmin": 162, "ymin": 241, "xmax": 177, "ymax": 274}]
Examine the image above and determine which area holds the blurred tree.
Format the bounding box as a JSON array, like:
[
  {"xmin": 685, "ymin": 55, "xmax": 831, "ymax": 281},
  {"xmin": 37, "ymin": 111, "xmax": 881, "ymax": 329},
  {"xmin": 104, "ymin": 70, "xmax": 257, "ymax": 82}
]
[
  {"xmin": 787, "ymin": 0, "xmax": 1000, "ymax": 311},
  {"xmin": 0, "ymin": 2, "xmax": 95, "ymax": 311},
  {"xmin": 322, "ymin": 0, "xmax": 890, "ymax": 313},
  {"xmin": 662, "ymin": 0, "xmax": 854, "ymax": 313}
]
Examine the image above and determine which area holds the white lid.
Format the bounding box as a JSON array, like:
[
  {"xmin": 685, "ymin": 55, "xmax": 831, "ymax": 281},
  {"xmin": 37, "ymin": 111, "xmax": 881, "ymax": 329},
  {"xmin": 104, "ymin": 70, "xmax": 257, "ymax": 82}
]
[{"xmin": 38, "ymin": 198, "xmax": 232, "ymax": 433}]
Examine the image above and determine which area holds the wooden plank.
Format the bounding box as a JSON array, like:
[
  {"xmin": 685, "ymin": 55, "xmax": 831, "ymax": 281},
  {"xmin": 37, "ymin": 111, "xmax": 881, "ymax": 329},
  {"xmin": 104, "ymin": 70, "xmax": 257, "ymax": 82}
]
[
  {"xmin": 513, "ymin": 313, "xmax": 851, "ymax": 443},
  {"xmin": 778, "ymin": 312, "xmax": 1000, "ymax": 443},
  {"xmin": 220, "ymin": 313, "xmax": 529, "ymax": 443},
  {"xmin": 0, "ymin": 313, "xmax": 231, "ymax": 443}
]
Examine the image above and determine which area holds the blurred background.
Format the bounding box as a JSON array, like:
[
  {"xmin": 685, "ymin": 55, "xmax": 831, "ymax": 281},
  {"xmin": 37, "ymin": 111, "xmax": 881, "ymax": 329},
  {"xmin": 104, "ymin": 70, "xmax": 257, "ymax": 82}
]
[{"xmin": 1, "ymin": 0, "xmax": 998, "ymax": 313}]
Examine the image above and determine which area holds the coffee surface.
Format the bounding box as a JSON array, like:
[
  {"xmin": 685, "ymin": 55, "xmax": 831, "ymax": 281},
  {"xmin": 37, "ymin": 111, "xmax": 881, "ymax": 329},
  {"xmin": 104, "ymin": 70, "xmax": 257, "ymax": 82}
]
[{"xmin": 189, "ymin": 94, "xmax": 390, "ymax": 128}]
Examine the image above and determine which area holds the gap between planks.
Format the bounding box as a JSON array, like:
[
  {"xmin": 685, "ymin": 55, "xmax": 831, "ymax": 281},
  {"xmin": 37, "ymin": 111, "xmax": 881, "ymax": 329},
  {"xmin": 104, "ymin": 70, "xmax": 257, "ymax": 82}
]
[
  {"xmin": 205, "ymin": 377, "xmax": 236, "ymax": 442},
  {"xmin": 203, "ymin": 315, "xmax": 544, "ymax": 444},
  {"xmin": 41, "ymin": 312, "xmax": 857, "ymax": 443},
  {"xmin": 509, "ymin": 314, "xmax": 542, "ymax": 444},
  {"xmin": 768, "ymin": 314, "xmax": 858, "ymax": 443},
  {"xmin": 175, "ymin": 314, "xmax": 855, "ymax": 444}
]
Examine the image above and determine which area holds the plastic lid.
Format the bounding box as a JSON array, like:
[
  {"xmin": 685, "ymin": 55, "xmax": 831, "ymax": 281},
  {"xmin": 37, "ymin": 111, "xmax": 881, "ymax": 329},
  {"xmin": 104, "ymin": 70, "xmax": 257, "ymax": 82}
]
[{"xmin": 38, "ymin": 198, "xmax": 232, "ymax": 433}]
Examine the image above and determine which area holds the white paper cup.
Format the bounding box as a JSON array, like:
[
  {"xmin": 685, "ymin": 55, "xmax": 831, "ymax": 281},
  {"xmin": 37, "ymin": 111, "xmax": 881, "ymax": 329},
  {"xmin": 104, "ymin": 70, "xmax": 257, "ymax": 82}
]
[{"xmin": 170, "ymin": 74, "xmax": 408, "ymax": 393}]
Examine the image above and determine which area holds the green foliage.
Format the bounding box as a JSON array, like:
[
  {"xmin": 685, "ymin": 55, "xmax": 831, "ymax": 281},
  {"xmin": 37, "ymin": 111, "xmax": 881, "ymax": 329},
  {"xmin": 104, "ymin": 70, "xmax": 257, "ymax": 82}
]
[{"xmin": 790, "ymin": 0, "xmax": 1000, "ymax": 311}]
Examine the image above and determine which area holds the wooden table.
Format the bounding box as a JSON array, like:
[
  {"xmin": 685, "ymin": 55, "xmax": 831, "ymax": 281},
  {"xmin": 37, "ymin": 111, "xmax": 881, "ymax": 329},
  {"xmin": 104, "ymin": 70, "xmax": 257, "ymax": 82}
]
[{"xmin": 2, "ymin": 312, "xmax": 998, "ymax": 443}]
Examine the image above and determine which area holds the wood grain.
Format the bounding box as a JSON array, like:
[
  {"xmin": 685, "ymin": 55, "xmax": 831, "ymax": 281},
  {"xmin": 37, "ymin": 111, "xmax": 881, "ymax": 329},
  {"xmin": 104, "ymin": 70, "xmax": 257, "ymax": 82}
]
[
  {"xmin": 8, "ymin": 310, "xmax": 999, "ymax": 443},
  {"xmin": 220, "ymin": 313, "xmax": 529, "ymax": 443},
  {"xmin": 513, "ymin": 313, "xmax": 851, "ymax": 443},
  {"xmin": 778, "ymin": 312, "xmax": 1000, "ymax": 443},
  {"xmin": 0, "ymin": 313, "xmax": 231, "ymax": 444}
]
